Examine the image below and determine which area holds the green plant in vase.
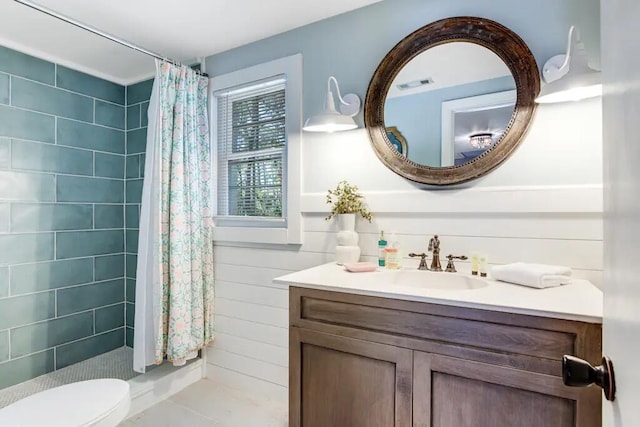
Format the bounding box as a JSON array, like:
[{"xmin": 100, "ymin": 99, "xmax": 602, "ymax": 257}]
[{"xmin": 325, "ymin": 181, "xmax": 373, "ymax": 222}]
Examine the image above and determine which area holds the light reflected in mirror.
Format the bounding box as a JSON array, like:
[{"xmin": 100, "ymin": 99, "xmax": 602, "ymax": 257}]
[{"xmin": 383, "ymin": 42, "xmax": 516, "ymax": 167}]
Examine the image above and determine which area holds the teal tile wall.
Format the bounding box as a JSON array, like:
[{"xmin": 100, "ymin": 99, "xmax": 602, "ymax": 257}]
[
  {"xmin": 0, "ymin": 45, "xmax": 127, "ymax": 390},
  {"xmin": 124, "ymin": 78, "xmax": 152, "ymax": 346}
]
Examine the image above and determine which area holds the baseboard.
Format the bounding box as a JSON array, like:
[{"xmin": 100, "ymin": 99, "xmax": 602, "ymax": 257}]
[{"xmin": 127, "ymin": 358, "xmax": 204, "ymax": 417}]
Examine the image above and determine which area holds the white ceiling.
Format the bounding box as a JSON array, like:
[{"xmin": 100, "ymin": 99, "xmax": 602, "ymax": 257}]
[
  {"xmin": 0, "ymin": 0, "xmax": 381, "ymax": 85},
  {"xmin": 387, "ymin": 42, "xmax": 512, "ymax": 99}
]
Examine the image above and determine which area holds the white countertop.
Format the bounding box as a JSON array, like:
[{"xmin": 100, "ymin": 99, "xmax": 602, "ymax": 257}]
[{"xmin": 273, "ymin": 263, "xmax": 603, "ymax": 324}]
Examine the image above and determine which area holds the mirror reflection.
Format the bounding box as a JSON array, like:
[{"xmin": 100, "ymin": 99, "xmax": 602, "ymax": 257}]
[{"xmin": 383, "ymin": 42, "xmax": 516, "ymax": 167}]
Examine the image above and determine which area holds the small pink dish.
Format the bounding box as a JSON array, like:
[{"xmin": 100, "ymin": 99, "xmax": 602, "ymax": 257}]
[{"xmin": 344, "ymin": 262, "xmax": 378, "ymax": 273}]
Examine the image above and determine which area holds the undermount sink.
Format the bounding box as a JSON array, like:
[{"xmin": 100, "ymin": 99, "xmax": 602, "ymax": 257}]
[{"xmin": 379, "ymin": 269, "xmax": 489, "ymax": 290}]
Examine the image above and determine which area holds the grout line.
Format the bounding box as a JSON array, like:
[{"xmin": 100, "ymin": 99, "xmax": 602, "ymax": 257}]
[
  {"xmin": 8, "ymin": 75, "xmax": 11, "ymax": 106},
  {"xmin": 8, "ymin": 276, "xmax": 126, "ymax": 299},
  {"xmin": 8, "ymin": 74, "xmax": 125, "ymax": 107},
  {"xmin": 2, "ymin": 102, "xmax": 125, "ymax": 132},
  {"xmin": 54, "ymin": 289, "xmax": 58, "ymax": 317}
]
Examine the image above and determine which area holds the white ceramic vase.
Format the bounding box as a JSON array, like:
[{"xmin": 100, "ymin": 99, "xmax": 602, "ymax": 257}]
[{"xmin": 335, "ymin": 213, "xmax": 361, "ymax": 265}]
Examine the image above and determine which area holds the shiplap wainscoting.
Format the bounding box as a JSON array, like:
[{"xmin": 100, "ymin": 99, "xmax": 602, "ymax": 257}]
[{"xmin": 206, "ymin": 186, "xmax": 603, "ymax": 403}]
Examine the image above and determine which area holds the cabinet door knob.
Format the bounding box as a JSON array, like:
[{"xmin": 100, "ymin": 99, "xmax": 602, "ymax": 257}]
[{"xmin": 562, "ymin": 355, "xmax": 616, "ymax": 401}]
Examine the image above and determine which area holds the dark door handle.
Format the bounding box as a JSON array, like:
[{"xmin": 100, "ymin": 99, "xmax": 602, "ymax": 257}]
[{"xmin": 562, "ymin": 355, "xmax": 616, "ymax": 401}]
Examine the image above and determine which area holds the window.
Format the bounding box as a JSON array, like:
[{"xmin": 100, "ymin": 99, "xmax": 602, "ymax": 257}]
[{"xmin": 211, "ymin": 55, "xmax": 302, "ymax": 244}]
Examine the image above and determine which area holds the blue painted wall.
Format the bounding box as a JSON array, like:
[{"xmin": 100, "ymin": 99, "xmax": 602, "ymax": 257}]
[
  {"xmin": 385, "ymin": 76, "xmax": 515, "ymax": 165},
  {"xmin": 0, "ymin": 45, "xmax": 126, "ymax": 389},
  {"xmin": 205, "ymin": 0, "xmax": 599, "ymax": 131}
]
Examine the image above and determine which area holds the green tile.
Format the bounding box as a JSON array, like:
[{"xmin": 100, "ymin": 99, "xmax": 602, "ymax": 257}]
[
  {"xmin": 125, "ymin": 155, "xmax": 139, "ymax": 179},
  {"xmin": 0, "ymin": 105, "xmax": 55, "ymax": 143},
  {"xmin": 95, "ymin": 254, "xmax": 125, "ymax": 281},
  {"xmin": 12, "ymin": 77, "xmax": 93, "ymax": 122},
  {"xmin": 57, "ymin": 279, "xmax": 124, "ymax": 316},
  {"xmin": 0, "ymin": 330, "xmax": 8, "ymax": 363},
  {"xmin": 0, "ymin": 171, "xmax": 55, "ymax": 202},
  {"xmin": 95, "ymin": 100, "xmax": 125, "ymax": 130},
  {"xmin": 57, "ymin": 118, "xmax": 125, "ymax": 154},
  {"xmin": 0, "ymin": 46, "xmax": 55, "ymax": 85},
  {"xmin": 12, "ymin": 139, "xmax": 93, "ymax": 175},
  {"xmin": 126, "ymin": 254, "xmax": 137, "ymax": 278},
  {"xmin": 0, "ymin": 291, "xmax": 55, "ymax": 330},
  {"xmin": 126, "ymin": 278, "xmax": 135, "ymax": 303},
  {"xmin": 95, "ymin": 152, "xmax": 124, "ymax": 179},
  {"xmin": 95, "ymin": 303, "xmax": 124, "ymax": 333},
  {"xmin": 11, "ymin": 311, "xmax": 93, "ymax": 358},
  {"xmin": 56, "ymin": 328, "xmax": 123, "ymax": 369},
  {"xmin": 126, "ymin": 128, "xmax": 147, "ymax": 154},
  {"xmin": 140, "ymin": 103, "xmax": 149, "ymax": 127},
  {"xmin": 0, "ymin": 138, "xmax": 10, "ymax": 168},
  {"xmin": 0, "ymin": 233, "xmax": 54, "ymax": 264},
  {"xmin": 127, "ymin": 79, "xmax": 153, "ymax": 105},
  {"xmin": 126, "ymin": 104, "xmax": 140, "ymax": 130},
  {"xmin": 126, "ymin": 229, "xmax": 138, "ymax": 254},
  {"xmin": 0, "ymin": 350, "xmax": 54, "ymax": 390},
  {"xmin": 139, "ymin": 153, "xmax": 146, "ymax": 177},
  {"xmin": 126, "ymin": 327, "xmax": 133, "ymax": 347},
  {"xmin": 0, "ymin": 73, "xmax": 8, "ymax": 105},
  {"xmin": 0, "ymin": 267, "xmax": 7, "ymax": 298},
  {"xmin": 125, "ymin": 205, "xmax": 139, "ymax": 229},
  {"xmin": 57, "ymin": 66, "xmax": 125, "ymax": 105},
  {"xmin": 0, "ymin": 203, "xmax": 7, "ymax": 232},
  {"xmin": 10, "ymin": 258, "xmax": 94, "ymax": 295},
  {"xmin": 126, "ymin": 179, "xmax": 143, "ymax": 203},
  {"xmin": 56, "ymin": 176, "xmax": 124, "ymax": 203},
  {"xmin": 126, "ymin": 302, "xmax": 135, "ymax": 327},
  {"xmin": 56, "ymin": 230, "xmax": 124, "ymax": 259},
  {"xmin": 94, "ymin": 204, "xmax": 124, "ymax": 229},
  {"xmin": 11, "ymin": 203, "xmax": 92, "ymax": 232}
]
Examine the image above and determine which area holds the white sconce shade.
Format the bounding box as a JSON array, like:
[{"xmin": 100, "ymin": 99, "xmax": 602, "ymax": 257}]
[
  {"xmin": 303, "ymin": 76, "xmax": 361, "ymax": 132},
  {"xmin": 535, "ymin": 26, "xmax": 602, "ymax": 104}
]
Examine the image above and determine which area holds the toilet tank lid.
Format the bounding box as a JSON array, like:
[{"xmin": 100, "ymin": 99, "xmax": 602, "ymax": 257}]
[{"xmin": 0, "ymin": 379, "xmax": 130, "ymax": 426}]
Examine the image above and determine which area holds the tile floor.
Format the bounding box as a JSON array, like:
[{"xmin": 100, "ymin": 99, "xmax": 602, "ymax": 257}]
[{"xmin": 121, "ymin": 379, "xmax": 288, "ymax": 426}]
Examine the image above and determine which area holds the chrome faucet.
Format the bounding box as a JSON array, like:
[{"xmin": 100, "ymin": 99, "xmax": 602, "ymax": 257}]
[{"xmin": 428, "ymin": 235, "xmax": 442, "ymax": 271}]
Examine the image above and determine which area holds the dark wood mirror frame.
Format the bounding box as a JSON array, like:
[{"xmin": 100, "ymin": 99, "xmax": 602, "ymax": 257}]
[{"xmin": 365, "ymin": 16, "xmax": 540, "ymax": 186}]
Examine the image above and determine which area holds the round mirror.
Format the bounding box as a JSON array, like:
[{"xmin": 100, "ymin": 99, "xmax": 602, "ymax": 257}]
[{"xmin": 365, "ymin": 17, "xmax": 540, "ymax": 185}]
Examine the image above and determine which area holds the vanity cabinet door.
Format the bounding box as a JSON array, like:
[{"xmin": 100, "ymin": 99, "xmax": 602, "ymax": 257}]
[
  {"xmin": 290, "ymin": 327, "xmax": 413, "ymax": 427},
  {"xmin": 413, "ymin": 352, "xmax": 600, "ymax": 427}
]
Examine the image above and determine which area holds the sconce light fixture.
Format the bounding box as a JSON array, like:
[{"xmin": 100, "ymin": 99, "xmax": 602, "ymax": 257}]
[
  {"xmin": 303, "ymin": 76, "xmax": 361, "ymax": 132},
  {"xmin": 535, "ymin": 26, "xmax": 601, "ymax": 104},
  {"xmin": 469, "ymin": 133, "xmax": 494, "ymax": 149}
]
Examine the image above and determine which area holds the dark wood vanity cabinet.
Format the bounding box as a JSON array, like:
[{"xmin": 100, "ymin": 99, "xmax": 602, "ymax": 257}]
[{"xmin": 289, "ymin": 287, "xmax": 602, "ymax": 427}]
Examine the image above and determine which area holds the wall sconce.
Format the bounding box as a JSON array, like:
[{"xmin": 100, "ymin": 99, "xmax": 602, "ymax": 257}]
[
  {"xmin": 303, "ymin": 76, "xmax": 361, "ymax": 132},
  {"xmin": 535, "ymin": 26, "xmax": 601, "ymax": 104},
  {"xmin": 469, "ymin": 133, "xmax": 493, "ymax": 149}
]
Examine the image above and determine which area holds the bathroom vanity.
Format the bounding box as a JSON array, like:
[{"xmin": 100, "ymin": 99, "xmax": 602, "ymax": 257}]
[{"xmin": 275, "ymin": 264, "xmax": 603, "ymax": 427}]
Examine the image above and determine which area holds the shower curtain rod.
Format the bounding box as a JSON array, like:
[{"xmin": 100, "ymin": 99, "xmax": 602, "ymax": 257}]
[{"xmin": 13, "ymin": 0, "xmax": 207, "ymax": 76}]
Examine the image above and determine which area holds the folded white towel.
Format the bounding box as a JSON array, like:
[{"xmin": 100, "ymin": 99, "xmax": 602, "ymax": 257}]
[{"xmin": 491, "ymin": 262, "xmax": 572, "ymax": 289}]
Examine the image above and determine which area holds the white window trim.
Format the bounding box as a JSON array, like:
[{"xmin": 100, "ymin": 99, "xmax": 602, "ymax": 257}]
[{"xmin": 210, "ymin": 54, "xmax": 303, "ymax": 245}]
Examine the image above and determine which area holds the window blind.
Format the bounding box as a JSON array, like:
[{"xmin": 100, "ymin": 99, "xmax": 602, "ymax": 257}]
[{"xmin": 217, "ymin": 77, "xmax": 287, "ymax": 219}]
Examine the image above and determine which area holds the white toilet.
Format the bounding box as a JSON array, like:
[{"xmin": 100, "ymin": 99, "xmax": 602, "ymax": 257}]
[{"xmin": 0, "ymin": 379, "xmax": 130, "ymax": 427}]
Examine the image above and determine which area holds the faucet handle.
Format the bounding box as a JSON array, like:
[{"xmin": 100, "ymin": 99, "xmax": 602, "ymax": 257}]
[
  {"xmin": 445, "ymin": 254, "xmax": 468, "ymax": 273},
  {"xmin": 409, "ymin": 253, "xmax": 429, "ymax": 270}
]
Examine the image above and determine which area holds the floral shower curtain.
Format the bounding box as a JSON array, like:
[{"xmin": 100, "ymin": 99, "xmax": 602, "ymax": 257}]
[{"xmin": 134, "ymin": 60, "xmax": 214, "ymax": 373}]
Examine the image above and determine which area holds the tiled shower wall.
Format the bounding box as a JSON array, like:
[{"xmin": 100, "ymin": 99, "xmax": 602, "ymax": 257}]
[
  {"xmin": 124, "ymin": 78, "xmax": 152, "ymax": 346},
  {"xmin": 0, "ymin": 46, "xmax": 126, "ymax": 389}
]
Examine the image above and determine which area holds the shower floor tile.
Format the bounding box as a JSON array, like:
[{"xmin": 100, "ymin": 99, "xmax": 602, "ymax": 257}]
[
  {"xmin": 0, "ymin": 347, "xmax": 139, "ymax": 408},
  {"xmin": 124, "ymin": 379, "xmax": 288, "ymax": 427}
]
